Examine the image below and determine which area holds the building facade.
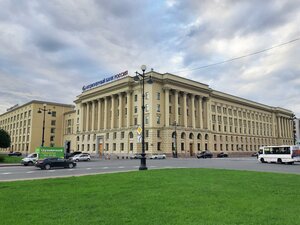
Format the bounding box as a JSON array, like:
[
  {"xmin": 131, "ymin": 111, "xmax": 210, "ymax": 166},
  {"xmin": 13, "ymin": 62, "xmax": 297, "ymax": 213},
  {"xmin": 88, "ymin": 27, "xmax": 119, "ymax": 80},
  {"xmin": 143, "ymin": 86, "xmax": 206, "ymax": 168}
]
[
  {"xmin": 66, "ymin": 71, "xmax": 294, "ymax": 157},
  {"xmin": 0, "ymin": 101, "xmax": 74, "ymax": 154}
]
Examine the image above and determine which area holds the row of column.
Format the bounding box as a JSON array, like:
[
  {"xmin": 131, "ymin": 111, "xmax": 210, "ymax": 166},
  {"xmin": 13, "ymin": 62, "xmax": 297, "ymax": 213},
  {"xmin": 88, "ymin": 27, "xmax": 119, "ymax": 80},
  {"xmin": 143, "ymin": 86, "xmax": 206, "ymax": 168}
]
[
  {"xmin": 164, "ymin": 88, "xmax": 209, "ymax": 129},
  {"xmin": 277, "ymin": 116, "xmax": 293, "ymax": 138},
  {"xmin": 80, "ymin": 91, "xmax": 132, "ymax": 132}
]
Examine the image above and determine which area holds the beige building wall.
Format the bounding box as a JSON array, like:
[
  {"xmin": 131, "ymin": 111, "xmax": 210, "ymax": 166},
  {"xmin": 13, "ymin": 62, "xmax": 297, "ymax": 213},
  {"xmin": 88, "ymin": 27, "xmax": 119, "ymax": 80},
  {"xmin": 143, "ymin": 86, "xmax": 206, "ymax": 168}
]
[
  {"xmin": 0, "ymin": 101, "xmax": 74, "ymax": 154},
  {"xmin": 72, "ymin": 71, "xmax": 294, "ymax": 157}
]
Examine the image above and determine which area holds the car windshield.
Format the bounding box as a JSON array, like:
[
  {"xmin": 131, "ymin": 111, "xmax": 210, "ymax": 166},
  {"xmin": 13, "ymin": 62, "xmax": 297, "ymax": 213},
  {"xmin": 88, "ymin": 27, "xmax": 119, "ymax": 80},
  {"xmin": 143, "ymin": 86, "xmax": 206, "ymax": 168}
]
[{"xmin": 27, "ymin": 153, "xmax": 36, "ymax": 158}]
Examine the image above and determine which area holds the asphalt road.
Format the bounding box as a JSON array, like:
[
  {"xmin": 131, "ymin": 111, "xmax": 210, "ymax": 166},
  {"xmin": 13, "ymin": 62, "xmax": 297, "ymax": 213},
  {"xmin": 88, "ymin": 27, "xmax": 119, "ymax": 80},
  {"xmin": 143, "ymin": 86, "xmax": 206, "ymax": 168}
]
[{"xmin": 0, "ymin": 157, "xmax": 299, "ymax": 182}]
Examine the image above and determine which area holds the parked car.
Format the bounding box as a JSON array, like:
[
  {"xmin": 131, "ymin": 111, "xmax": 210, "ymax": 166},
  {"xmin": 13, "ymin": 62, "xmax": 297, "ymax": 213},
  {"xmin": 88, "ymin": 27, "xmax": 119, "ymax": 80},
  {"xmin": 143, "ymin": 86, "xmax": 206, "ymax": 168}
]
[
  {"xmin": 66, "ymin": 151, "xmax": 82, "ymax": 159},
  {"xmin": 130, "ymin": 154, "xmax": 142, "ymax": 159},
  {"xmin": 71, "ymin": 153, "xmax": 91, "ymax": 162},
  {"xmin": 21, "ymin": 153, "xmax": 38, "ymax": 166},
  {"xmin": 8, "ymin": 151, "xmax": 22, "ymax": 156},
  {"xmin": 217, "ymin": 152, "xmax": 228, "ymax": 158},
  {"xmin": 196, "ymin": 151, "xmax": 213, "ymax": 159},
  {"xmin": 35, "ymin": 158, "xmax": 76, "ymax": 170},
  {"xmin": 150, "ymin": 154, "xmax": 166, "ymax": 159}
]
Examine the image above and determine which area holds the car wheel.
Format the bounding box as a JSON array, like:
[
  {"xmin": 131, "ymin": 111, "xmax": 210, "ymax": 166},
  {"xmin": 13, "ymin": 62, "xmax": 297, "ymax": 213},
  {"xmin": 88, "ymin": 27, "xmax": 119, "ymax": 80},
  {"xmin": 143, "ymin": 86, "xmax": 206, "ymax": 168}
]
[
  {"xmin": 44, "ymin": 164, "xmax": 51, "ymax": 170},
  {"xmin": 277, "ymin": 158, "xmax": 282, "ymax": 164},
  {"xmin": 87, "ymin": 158, "xmax": 90, "ymax": 161},
  {"xmin": 75, "ymin": 159, "xmax": 79, "ymax": 162},
  {"xmin": 68, "ymin": 163, "xmax": 74, "ymax": 168},
  {"xmin": 28, "ymin": 161, "xmax": 33, "ymax": 166},
  {"xmin": 260, "ymin": 158, "xmax": 266, "ymax": 163}
]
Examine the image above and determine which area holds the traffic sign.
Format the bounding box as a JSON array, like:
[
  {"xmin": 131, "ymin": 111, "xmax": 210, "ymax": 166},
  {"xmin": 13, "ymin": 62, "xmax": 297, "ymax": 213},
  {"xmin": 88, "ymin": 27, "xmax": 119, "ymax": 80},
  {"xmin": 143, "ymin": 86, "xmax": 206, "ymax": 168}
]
[
  {"xmin": 137, "ymin": 126, "xmax": 142, "ymax": 135},
  {"xmin": 137, "ymin": 134, "xmax": 142, "ymax": 143}
]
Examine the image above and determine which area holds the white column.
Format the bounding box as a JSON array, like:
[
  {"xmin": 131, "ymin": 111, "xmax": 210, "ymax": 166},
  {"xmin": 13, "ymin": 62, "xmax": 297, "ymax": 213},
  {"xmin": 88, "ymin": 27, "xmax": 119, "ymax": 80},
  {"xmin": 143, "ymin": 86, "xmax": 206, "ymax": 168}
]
[
  {"xmin": 104, "ymin": 97, "xmax": 107, "ymax": 130},
  {"xmin": 119, "ymin": 93, "xmax": 123, "ymax": 128},
  {"xmin": 198, "ymin": 96, "xmax": 203, "ymax": 129},
  {"xmin": 91, "ymin": 101, "xmax": 95, "ymax": 131},
  {"xmin": 98, "ymin": 99, "xmax": 102, "ymax": 130},
  {"xmin": 183, "ymin": 92, "xmax": 187, "ymax": 127},
  {"xmin": 278, "ymin": 116, "xmax": 281, "ymax": 137},
  {"xmin": 191, "ymin": 94, "xmax": 195, "ymax": 129},
  {"xmin": 80, "ymin": 103, "xmax": 84, "ymax": 132},
  {"xmin": 127, "ymin": 91, "xmax": 132, "ymax": 128},
  {"xmin": 165, "ymin": 88, "xmax": 170, "ymax": 127},
  {"xmin": 111, "ymin": 95, "xmax": 115, "ymax": 129},
  {"xmin": 175, "ymin": 90, "xmax": 179, "ymax": 124},
  {"xmin": 86, "ymin": 102, "xmax": 90, "ymax": 131}
]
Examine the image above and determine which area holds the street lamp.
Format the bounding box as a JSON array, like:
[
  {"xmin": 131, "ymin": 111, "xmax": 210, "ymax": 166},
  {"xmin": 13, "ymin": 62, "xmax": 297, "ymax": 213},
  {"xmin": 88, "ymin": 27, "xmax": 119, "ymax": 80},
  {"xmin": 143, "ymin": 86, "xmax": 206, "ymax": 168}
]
[
  {"xmin": 37, "ymin": 104, "xmax": 52, "ymax": 147},
  {"xmin": 173, "ymin": 121, "xmax": 178, "ymax": 158},
  {"xmin": 134, "ymin": 65, "xmax": 153, "ymax": 170}
]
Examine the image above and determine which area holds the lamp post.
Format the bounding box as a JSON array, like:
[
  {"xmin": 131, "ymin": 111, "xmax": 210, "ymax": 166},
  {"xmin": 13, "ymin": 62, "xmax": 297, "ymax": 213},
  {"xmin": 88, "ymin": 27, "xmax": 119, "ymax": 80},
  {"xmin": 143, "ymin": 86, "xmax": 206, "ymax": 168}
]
[
  {"xmin": 173, "ymin": 121, "xmax": 178, "ymax": 158},
  {"xmin": 37, "ymin": 104, "xmax": 52, "ymax": 147},
  {"xmin": 134, "ymin": 65, "xmax": 153, "ymax": 170}
]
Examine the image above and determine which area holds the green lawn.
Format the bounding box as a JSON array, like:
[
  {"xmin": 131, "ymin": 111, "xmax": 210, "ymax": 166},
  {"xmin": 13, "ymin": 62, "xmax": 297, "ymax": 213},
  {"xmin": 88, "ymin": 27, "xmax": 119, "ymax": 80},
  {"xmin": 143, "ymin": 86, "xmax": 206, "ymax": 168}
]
[
  {"xmin": 0, "ymin": 155, "xmax": 22, "ymax": 163},
  {"xmin": 0, "ymin": 169, "xmax": 299, "ymax": 225}
]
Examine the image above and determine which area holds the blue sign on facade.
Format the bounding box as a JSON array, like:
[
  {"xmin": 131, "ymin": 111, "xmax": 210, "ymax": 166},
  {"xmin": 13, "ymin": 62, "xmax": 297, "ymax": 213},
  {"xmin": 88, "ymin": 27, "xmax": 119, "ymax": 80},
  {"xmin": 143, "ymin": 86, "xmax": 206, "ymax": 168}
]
[{"xmin": 82, "ymin": 70, "xmax": 128, "ymax": 92}]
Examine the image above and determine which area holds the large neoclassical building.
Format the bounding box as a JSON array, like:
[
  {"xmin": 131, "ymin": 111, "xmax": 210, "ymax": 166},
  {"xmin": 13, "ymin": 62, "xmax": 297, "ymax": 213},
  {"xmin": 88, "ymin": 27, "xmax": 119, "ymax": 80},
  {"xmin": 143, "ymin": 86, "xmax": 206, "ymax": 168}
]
[{"xmin": 63, "ymin": 70, "xmax": 294, "ymax": 157}]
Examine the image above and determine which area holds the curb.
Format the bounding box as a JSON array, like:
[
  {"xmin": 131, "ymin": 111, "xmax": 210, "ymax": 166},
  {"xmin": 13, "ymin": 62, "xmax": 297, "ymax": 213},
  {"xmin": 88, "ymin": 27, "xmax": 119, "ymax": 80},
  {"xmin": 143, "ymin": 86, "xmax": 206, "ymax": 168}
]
[{"xmin": 0, "ymin": 164, "xmax": 22, "ymax": 167}]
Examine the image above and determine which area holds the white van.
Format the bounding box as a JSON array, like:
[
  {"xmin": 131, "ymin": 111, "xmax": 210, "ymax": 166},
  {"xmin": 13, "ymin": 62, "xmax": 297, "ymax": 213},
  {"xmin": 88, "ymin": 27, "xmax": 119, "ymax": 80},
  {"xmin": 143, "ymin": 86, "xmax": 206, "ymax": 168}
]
[{"xmin": 21, "ymin": 153, "xmax": 38, "ymax": 166}]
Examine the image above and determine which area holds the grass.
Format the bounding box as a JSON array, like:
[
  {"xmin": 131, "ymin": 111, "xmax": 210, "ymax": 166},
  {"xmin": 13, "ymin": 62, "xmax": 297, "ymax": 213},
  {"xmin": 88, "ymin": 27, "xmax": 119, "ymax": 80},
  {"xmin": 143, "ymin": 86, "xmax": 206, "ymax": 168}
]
[
  {"xmin": 0, "ymin": 169, "xmax": 299, "ymax": 225},
  {"xmin": 0, "ymin": 155, "xmax": 22, "ymax": 163}
]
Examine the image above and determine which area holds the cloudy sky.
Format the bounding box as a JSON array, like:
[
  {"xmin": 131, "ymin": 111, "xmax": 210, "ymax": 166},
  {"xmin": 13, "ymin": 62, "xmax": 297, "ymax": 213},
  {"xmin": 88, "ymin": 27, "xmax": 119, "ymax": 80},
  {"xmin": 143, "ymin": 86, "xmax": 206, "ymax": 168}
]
[{"xmin": 0, "ymin": 0, "xmax": 300, "ymax": 116}]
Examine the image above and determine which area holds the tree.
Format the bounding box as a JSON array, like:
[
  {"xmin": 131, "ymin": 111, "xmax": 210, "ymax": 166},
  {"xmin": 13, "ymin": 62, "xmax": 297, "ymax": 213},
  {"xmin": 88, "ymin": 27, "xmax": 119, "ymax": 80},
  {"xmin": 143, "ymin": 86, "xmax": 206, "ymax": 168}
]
[{"xmin": 0, "ymin": 129, "xmax": 11, "ymax": 149}]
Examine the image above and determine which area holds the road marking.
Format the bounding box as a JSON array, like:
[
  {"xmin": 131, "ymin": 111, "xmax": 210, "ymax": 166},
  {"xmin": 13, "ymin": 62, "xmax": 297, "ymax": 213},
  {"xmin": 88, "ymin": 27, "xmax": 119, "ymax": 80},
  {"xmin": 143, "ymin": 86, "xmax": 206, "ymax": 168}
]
[
  {"xmin": 48, "ymin": 170, "xmax": 56, "ymax": 172},
  {"xmin": 26, "ymin": 171, "xmax": 34, "ymax": 174},
  {"xmin": 149, "ymin": 166, "xmax": 157, "ymax": 168},
  {"xmin": 86, "ymin": 168, "xmax": 91, "ymax": 170},
  {"xmin": 68, "ymin": 169, "xmax": 74, "ymax": 171},
  {"xmin": 102, "ymin": 167, "xmax": 109, "ymax": 169},
  {"xmin": 2, "ymin": 172, "xmax": 12, "ymax": 175},
  {"xmin": 118, "ymin": 166, "xmax": 124, "ymax": 169}
]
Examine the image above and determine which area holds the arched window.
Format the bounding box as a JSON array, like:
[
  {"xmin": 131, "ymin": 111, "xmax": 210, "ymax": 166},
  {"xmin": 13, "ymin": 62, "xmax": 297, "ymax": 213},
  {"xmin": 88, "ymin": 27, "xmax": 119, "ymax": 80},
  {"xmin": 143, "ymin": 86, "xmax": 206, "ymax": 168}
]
[
  {"xmin": 189, "ymin": 133, "xmax": 194, "ymax": 139},
  {"xmin": 205, "ymin": 134, "xmax": 209, "ymax": 140},
  {"xmin": 197, "ymin": 133, "xmax": 201, "ymax": 140},
  {"xmin": 181, "ymin": 132, "xmax": 186, "ymax": 139}
]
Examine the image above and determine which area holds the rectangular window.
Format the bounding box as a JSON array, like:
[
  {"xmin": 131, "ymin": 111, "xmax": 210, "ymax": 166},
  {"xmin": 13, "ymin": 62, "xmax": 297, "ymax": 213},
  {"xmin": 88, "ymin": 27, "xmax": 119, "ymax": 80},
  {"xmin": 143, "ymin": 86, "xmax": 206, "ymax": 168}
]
[
  {"xmin": 157, "ymin": 142, "xmax": 161, "ymax": 151},
  {"xmin": 146, "ymin": 130, "xmax": 149, "ymax": 137},
  {"xmin": 145, "ymin": 92, "xmax": 149, "ymax": 100},
  {"xmin": 145, "ymin": 142, "xmax": 149, "ymax": 151},
  {"xmin": 134, "ymin": 94, "xmax": 138, "ymax": 102},
  {"xmin": 52, "ymin": 111, "xmax": 56, "ymax": 117},
  {"xmin": 121, "ymin": 132, "xmax": 125, "ymax": 139},
  {"xmin": 157, "ymin": 130, "xmax": 160, "ymax": 137},
  {"xmin": 157, "ymin": 104, "xmax": 160, "ymax": 112},
  {"xmin": 50, "ymin": 136, "xmax": 54, "ymax": 142},
  {"xmin": 51, "ymin": 120, "xmax": 56, "ymax": 126},
  {"xmin": 51, "ymin": 128, "xmax": 55, "ymax": 133},
  {"xmin": 145, "ymin": 116, "xmax": 149, "ymax": 125},
  {"xmin": 157, "ymin": 92, "xmax": 160, "ymax": 100},
  {"xmin": 113, "ymin": 143, "xmax": 116, "ymax": 151},
  {"xmin": 134, "ymin": 117, "xmax": 138, "ymax": 125},
  {"xmin": 157, "ymin": 116, "xmax": 160, "ymax": 124},
  {"xmin": 113, "ymin": 132, "xmax": 117, "ymax": 139},
  {"xmin": 134, "ymin": 106, "xmax": 138, "ymax": 113},
  {"xmin": 121, "ymin": 143, "xmax": 124, "ymax": 151},
  {"xmin": 130, "ymin": 143, "xmax": 133, "ymax": 151}
]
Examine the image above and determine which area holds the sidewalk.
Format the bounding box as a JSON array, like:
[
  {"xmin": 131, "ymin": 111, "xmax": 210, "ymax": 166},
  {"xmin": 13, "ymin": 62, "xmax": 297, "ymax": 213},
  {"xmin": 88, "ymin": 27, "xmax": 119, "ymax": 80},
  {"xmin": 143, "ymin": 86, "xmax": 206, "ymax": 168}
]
[{"xmin": 0, "ymin": 163, "xmax": 21, "ymax": 167}]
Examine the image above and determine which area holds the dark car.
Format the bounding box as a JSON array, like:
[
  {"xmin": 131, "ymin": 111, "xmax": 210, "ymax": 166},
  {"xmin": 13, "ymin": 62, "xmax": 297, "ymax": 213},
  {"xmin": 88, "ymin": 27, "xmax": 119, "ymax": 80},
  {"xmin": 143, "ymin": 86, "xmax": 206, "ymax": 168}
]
[
  {"xmin": 217, "ymin": 152, "xmax": 228, "ymax": 158},
  {"xmin": 197, "ymin": 151, "xmax": 213, "ymax": 159},
  {"xmin": 130, "ymin": 154, "xmax": 142, "ymax": 159},
  {"xmin": 8, "ymin": 151, "xmax": 22, "ymax": 156},
  {"xmin": 35, "ymin": 157, "xmax": 76, "ymax": 170}
]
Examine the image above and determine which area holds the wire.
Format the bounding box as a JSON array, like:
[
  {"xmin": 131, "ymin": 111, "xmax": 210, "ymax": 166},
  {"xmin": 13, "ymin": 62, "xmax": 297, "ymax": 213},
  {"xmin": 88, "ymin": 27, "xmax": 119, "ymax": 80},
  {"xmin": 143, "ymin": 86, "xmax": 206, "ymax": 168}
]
[{"xmin": 174, "ymin": 37, "xmax": 300, "ymax": 73}]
